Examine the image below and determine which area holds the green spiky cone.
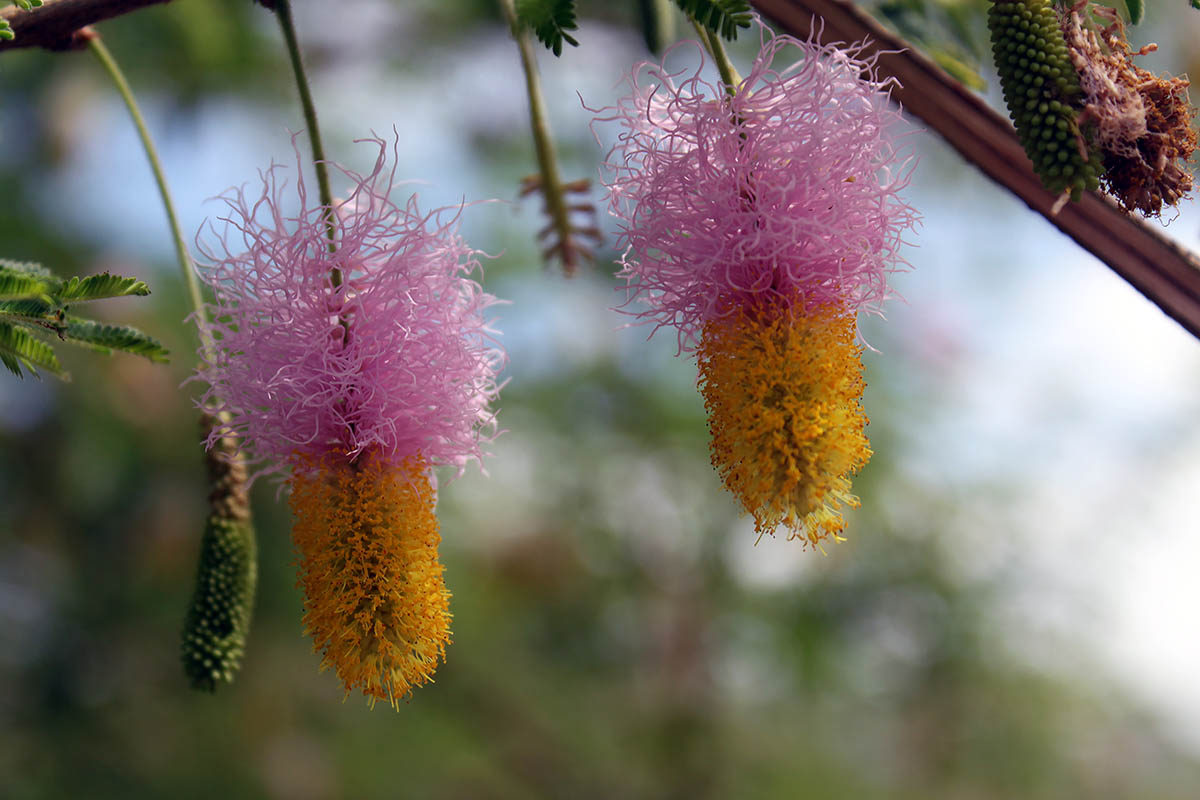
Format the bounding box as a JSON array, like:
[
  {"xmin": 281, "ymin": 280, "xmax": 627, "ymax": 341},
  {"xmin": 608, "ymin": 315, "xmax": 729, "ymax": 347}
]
[
  {"xmin": 988, "ymin": 0, "xmax": 1101, "ymax": 201},
  {"xmin": 181, "ymin": 416, "xmax": 257, "ymax": 692}
]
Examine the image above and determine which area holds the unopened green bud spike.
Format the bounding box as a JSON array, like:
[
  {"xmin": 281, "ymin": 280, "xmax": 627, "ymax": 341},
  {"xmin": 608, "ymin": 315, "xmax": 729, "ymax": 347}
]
[
  {"xmin": 988, "ymin": 0, "xmax": 1101, "ymax": 204},
  {"xmin": 181, "ymin": 417, "xmax": 257, "ymax": 692}
]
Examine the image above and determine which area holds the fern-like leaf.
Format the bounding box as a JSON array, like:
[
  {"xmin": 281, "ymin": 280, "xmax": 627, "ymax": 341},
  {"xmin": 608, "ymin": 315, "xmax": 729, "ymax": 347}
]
[
  {"xmin": 0, "ymin": 20, "xmax": 14, "ymax": 42},
  {"xmin": 0, "ymin": 267, "xmax": 51, "ymax": 302},
  {"xmin": 0, "ymin": 259, "xmax": 52, "ymax": 279},
  {"xmin": 0, "ymin": 299, "xmax": 57, "ymax": 326},
  {"xmin": 57, "ymin": 272, "xmax": 151, "ymax": 302},
  {"xmin": 63, "ymin": 318, "xmax": 169, "ymax": 362},
  {"xmin": 0, "ymin": 321, "xmax": 64, "ymax": 379},
  {"xmin": 1123, "ymin": 0, "xmax": 1144, "ymax": 23},
  {"xmin": 672, "ymin": 0, "xmax": 752, "ymax": 40},
  {"xmin": 0, "ymin": 258, "xmax": 165, "ymax": 379},
  {"xmin": 12, "ymin": 0, "xmax": 46, "ymax": 9},
  {"xmin": 516, "ymin": 0, "xmax": 579, "ymax": 56}
]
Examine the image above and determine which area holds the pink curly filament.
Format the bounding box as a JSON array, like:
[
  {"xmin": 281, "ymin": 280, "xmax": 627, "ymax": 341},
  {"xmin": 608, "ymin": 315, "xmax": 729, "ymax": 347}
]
[
  {"xmin": 194, "ymin": 138, "xmax": 505, "ymax": 481},
  {"xmin": 594, "ymin": 23, "xmax": 919, "ymax": 350}
]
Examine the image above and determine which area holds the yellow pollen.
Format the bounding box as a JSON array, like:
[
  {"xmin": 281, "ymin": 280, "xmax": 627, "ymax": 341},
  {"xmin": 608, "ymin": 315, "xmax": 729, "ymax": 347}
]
[
  {"xmin": 289, "ymin": 451, "xmax": 451, "ymax": 709},
  {"xmin": 697, "ymin": 301, "xmax": 872, "ymax": 548}
]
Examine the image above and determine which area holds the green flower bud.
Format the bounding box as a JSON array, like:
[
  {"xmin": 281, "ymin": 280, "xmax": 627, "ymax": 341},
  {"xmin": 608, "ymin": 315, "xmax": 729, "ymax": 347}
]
[
  {"xmin": 181, "ymin": 515, "xmax": 257, "ymax": 692},
  {"xmin": 181, "ymin": 416, "xmax": 257, "ymax": 692},
  {"xmin": 988, "ymin": 0, "xmax": 1100, "ymax": 200}
]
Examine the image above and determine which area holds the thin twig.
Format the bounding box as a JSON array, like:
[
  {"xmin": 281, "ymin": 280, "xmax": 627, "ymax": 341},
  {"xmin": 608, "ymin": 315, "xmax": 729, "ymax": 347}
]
[
  {"xmin": 498, "ymin": 0, "xmax": 585, "ymax": 274},
  {"xmin": 84, "ymin": 29, "xmax": 214, "ymax": 359},
  {"xmin": 750, "ymin": 0, "xmax": 1200, "ymax": 339},
  {"xmin": 272, "ymin": 0, "xmax": 339, "ymax": 276},
  {"xmin": 691, "ymin": 19, "xmax": 741, "ymax": 92}
]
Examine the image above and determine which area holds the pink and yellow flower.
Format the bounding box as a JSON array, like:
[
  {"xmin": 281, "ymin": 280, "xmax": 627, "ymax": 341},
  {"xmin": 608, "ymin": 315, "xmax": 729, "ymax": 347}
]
[
  {"xmin": 596, "ymin": 22, "xmax": 917, "ymax": 545},
  {"xmin": 195, "ymin": 138, "xmax": 504, "ymax": 704}
]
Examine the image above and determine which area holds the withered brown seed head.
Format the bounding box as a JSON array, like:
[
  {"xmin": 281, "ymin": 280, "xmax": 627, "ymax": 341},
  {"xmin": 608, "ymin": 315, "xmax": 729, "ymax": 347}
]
[{"xmin": 1061, "ymin": 3, "xmax": 1196, "ymax": 217}]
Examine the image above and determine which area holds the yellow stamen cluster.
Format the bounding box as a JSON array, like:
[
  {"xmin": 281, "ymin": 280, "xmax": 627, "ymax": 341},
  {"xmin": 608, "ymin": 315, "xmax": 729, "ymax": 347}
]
[
  {"xmin": 289, "ymin": 452, "xmax": 451, "ymax": 708},
  {"xmin": 697, "ymin": 302, "xmax": 871, "ymax": 547}
]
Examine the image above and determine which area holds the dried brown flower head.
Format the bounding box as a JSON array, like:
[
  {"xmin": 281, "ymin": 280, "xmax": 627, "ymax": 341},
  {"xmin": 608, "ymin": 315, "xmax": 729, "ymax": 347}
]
[{"xmin": 1061, "ymin": 2, "xmax": 1197, "ymax": 216}]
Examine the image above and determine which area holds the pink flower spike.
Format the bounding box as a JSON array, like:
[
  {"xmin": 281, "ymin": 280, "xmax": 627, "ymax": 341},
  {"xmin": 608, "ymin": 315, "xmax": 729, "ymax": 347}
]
[
  {"xmin": 593, "ymin": 21, "xmax": 920, "ymax": 351},
  {"xmin": 194, "ymin": 137, "xmax": 505, "ymax": 482}
]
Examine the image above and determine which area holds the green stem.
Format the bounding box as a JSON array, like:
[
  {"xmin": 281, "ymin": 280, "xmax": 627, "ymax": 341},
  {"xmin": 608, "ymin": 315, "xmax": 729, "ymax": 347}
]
[
  {"xmin": 273, "ymin": 0, "xmax": 340, "ymax": 284},
  {"xmin": 691, "ymin": 20, "xmax": 741, "ymax": 95},
  {"xmin": 86, "ymin": 32, "xmax": 216, "ymax": 359},
  {"xmin": 498, "ymin": 0, "xmax": 576, "ymax": 271}
]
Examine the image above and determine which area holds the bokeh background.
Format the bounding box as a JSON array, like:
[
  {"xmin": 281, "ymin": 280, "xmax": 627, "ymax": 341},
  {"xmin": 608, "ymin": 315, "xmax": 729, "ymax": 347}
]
[{"xmin": 3, "ymin": 0, "xmax": 1200, "ymax": 797}]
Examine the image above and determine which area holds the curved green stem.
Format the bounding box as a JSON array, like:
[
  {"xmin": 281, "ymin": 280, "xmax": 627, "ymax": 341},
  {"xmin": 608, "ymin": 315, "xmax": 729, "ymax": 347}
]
[
  {"xmin": 498, "ymin": 0, "xmax": 577, "ymax": 272},
  {"xmin": 273, "ymin": 0, "xmax": 340, "ymax": 284},
  {"xmin": 691, "ymin": 20, "xmax": 741, "ymax": 95},
  {"xmin": 86, "ymin": 32, "xmax": 216, "ymax": 359}
]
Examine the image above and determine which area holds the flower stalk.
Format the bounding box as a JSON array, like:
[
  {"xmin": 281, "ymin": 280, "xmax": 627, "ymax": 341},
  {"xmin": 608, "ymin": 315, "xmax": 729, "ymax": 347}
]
[
  {"xmin": 86, "ymin": 28, "xmax": 258, "ymax": 690},
  {"xmin": 272, "ymin": 0, "xmax": 340, "ymax": 273},
  {"xmin": 499, "ymin": 0, "xmax": 598, "ymax": 273}
]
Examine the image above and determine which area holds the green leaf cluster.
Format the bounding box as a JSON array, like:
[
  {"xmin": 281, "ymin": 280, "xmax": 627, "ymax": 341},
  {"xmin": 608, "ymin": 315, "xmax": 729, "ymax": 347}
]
[
  {"xmin": 672, "ymin": 0, "xmax": 752, "ymax": 40},
  {"xmin": 1, "ymin": 0, "xmax": 44, "ymax": 41},
  {"xmin": 0, "ymin": 259, "xmax": 169, "ymax": 380},
  {"xmin": 519, "ymin": 0, "xmax": 752, "ymax": 57},
  {"xmin": 874, "ymin": 0, "xmax": 990, "ymax": 91},
  {"xmin": 516, "ymin": 0, "xmax": 579, "ymax": 56}
]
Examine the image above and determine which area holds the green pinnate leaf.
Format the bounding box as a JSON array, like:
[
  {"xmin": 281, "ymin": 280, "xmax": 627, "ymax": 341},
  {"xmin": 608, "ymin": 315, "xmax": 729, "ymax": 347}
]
[
  {"xmin": 0, "ymin": 259, "xmax": 53, "ymax": 279},
  {"xmin": 0, "ymin": 258, "xmax": 164, "ymax": 379},
  {"xmin": 57, "ymin": 272, "xmax": 151, "ymax": 302},
  {"xmin": 1124, "ymin": 0, "xmax": 1144, "ymax": 23},
  {"xmin": 672, "ymin": 0, "xmax": 752, "ymax": 41},
  {"xmin": 0, "ymin": 267, "xmax": 51, "ymax": 302},
  {"xmin": 516, "ymin": 0, "xmax": 579, "ymax": 56},
  {"xmin": 0, "ymin": 321, "xmax": 64, "ymax": 379},
  {"xmin": 0, "ymin": 21, "xmax": 14, "ymax": 41},
  {"xmin": 0, "ymin": 298, "xmax": 57, "ymax": 326},
  {"xmin": 63, "ymin": 318, "xmax": 169, "ymax": 362},
  {"xmin": 12, "ymin": 0, "xmax": 45, "ymax": 9},
  {"xmin": 931, "ymin": 47, "xmax": 986, "ymax": 92}
]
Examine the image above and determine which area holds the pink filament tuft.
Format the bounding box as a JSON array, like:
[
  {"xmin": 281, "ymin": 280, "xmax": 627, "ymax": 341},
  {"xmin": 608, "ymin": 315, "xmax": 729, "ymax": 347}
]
[
  {"xmin": 593, "ymin": 23, "xmax": 919, "ymax": 350},
  {"xmin": 193, "ymin": 137, "xmax": 505, "ymax": 482}
]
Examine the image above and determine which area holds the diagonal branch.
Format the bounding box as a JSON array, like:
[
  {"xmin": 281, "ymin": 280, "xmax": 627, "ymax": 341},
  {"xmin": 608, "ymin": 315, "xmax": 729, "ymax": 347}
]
[
  {"xmin": 1, "ymin": 0, "xmax": 170, "ymax": 51},
  {"xmin": 751, "ymin": 0, "xmax": 1200, "ymax": 339}
]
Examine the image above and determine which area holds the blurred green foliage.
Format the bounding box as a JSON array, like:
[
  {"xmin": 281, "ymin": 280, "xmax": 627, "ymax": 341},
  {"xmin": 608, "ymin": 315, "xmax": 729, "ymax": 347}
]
[{"xmin": 1, "ymin": 1, "xmax": 1199, "ymax": 798}]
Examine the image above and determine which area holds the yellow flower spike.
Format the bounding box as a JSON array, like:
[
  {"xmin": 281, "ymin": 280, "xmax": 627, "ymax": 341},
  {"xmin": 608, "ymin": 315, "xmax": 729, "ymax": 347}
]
[
  {"xmin": 697, "ymin": 301, "xmax": 872, "ymax": 548},
  {"xmin": 288, "ymin": 451, "xmax": 451, "ymax": 708}
]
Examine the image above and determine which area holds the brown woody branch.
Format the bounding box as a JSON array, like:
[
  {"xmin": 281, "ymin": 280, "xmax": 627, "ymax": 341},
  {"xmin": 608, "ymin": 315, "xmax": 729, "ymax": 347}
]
[
  {"xmin": 751, "ymin": 0, "xmax": 1200, "ymax": 339},
  {"xmin": 5, "ymin": 0, "xmax": 1199, "ymax": 336},
  {"xmin": 0, "ymin": 0, "xmax": 169, "ymax": 51}
]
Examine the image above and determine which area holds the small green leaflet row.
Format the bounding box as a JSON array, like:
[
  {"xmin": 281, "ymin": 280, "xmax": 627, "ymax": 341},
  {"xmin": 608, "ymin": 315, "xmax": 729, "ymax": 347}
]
[
  {"xmin": 1, "ymin": 0, "xmax": 45, "ymax": 41},
  {"xmin": 0, "ymin": 259, "xmax": 168, "ymax": 380},
  {"xmin": 518, "ymin": 0, "xmax": 752, "ymax": 56}
]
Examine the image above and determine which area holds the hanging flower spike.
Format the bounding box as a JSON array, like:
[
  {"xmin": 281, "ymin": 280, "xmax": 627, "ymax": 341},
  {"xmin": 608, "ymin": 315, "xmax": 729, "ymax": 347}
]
[
  {"xmin": 595, "ymin": 22, "xmax": 917, "ymax": 352},
  {"xmin": 196, "ymin": 140, "xmax": 504, "ymax": 479},
  {"xmin": 697, "ymin": 300, "xmax": 871, "ymax": 547},
  {"xmin": 594, "ymin": 21, "xmax": 916, "ymax": 546},
  {"xmin": 194, "ymin": 138, "xmax": 505, "ymax": 704},
  {"xmin": 290, "ymin": 450, "xmax": 450, "ymax": 707}
]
